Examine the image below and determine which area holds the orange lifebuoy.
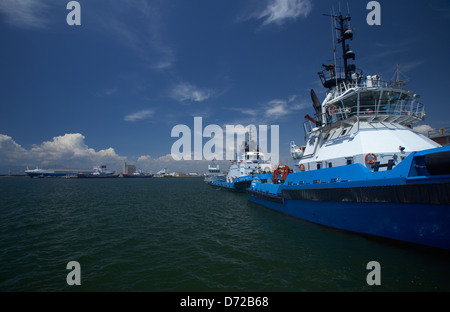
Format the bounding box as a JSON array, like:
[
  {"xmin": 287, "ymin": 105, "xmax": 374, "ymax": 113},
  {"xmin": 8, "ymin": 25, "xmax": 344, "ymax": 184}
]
[
  {"xmin": 299, "ymin": 164, "xmax": 305, "ymax": 172},
  {"xmin": 329, "ymin": 105, "xmax": 338, "ymax": 115},
  {"xmin": 365, "ymin": 153, "xmax": 377, "ymax": 164}
]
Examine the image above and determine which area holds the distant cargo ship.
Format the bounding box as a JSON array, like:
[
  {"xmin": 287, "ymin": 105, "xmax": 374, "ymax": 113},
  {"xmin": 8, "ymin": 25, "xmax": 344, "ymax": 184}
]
[{"xmin": 25, "ymin": 167, "xmax": 92, "ymax": 178}]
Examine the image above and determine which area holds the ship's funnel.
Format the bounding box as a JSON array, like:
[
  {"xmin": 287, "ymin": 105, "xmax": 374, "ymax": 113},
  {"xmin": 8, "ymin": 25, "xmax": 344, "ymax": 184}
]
[{"xmin": 310, "ymin": 89, "xmax": 321, "ymax": 114}]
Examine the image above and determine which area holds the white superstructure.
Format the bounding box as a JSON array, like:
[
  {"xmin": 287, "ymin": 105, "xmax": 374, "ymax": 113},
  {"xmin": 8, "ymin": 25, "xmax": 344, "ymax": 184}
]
[
  {"xmin": 225, "ymin": 150, "xmax": 273, "ymax": 183},
  {"xmin": 204, "ymin": 162, "xmax": 226, "ymax": 183},
  {"xmin": 290, "ymin": 13, "xmax": 440, "ymax": 173}
]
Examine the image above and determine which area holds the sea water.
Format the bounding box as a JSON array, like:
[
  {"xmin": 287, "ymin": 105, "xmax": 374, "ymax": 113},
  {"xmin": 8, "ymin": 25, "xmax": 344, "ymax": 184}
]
[{"xmin": 1, "ymin": 177, "xmax": 449, "ymax": 292}]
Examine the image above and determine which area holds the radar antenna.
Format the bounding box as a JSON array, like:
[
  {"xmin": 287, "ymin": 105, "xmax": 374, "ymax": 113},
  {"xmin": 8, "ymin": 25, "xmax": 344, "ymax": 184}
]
[{"xmin": 391, "ymin": 64, "xmax": 409, "ymax": 87}]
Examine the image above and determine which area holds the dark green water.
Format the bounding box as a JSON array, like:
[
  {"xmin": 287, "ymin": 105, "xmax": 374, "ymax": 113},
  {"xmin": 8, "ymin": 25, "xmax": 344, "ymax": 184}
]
[{"xmin": 0, "ymin": 177, "xmax": 449, "ymax": 292}]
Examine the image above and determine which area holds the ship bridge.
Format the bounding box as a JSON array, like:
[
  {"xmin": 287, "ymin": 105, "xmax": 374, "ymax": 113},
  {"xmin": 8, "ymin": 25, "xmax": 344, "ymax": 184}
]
[
  {"xmin": 316, "ymin": 76, "xmax": 425, "ymax": 129},
  {"xmin": 313, "ymin": 12, "xmax": 425, "ymax": 130}
]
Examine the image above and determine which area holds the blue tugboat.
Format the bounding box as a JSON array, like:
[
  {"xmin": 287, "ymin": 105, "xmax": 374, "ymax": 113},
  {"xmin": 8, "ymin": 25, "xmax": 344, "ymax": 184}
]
[
  {"xmin": 210, "ymin": 138, "xmax": 274, "ymax": 192},
  {"xmin": 247, "ymin": 12, "xmax": 450, "ymax": 251},
  {"xmin": 204, "ymin": 160, "xmax": 226, "ymax": 184}
]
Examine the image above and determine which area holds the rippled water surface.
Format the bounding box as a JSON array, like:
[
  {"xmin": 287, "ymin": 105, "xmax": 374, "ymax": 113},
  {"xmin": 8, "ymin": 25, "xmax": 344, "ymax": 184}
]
[{"xmin": 1, "ymin": 177, "xmax": 449, "ymax": 291}]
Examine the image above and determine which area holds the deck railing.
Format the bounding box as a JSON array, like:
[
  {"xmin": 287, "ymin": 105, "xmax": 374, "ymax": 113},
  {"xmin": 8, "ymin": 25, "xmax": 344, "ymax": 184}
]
[{"xmin": 328, "ymin": 100, "xmax": 425, "ymax": 121}]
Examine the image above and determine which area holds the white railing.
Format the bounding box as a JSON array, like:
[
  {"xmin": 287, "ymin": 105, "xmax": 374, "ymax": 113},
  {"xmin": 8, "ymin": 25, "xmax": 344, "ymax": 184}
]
[{"xmin": 325, "ymin": 98, "xmax": 425, "ymax": 125}]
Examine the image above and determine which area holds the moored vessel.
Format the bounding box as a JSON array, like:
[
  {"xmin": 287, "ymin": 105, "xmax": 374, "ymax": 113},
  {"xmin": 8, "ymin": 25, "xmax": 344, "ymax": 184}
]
[
  {"xmin": 122, "ymin": 169, "xmax": 154, "ymax": 178},
  {"xmin": 25, "ymin": 167, "xmax": 92, "ymax": 178},
  {"xmin": 77, "ymin": 165, "xmax": 120, "ymax": 178},
  {"xmin": 209, "ymin": 138, "xmax": 274, "ymax": 192},
  {"xmin": 204, "ymin": 161, "xmax": 226, "ymax": 184},
  {"xmin": 247, "ymin": 11, "xmax": 450, "ymax": 251}
]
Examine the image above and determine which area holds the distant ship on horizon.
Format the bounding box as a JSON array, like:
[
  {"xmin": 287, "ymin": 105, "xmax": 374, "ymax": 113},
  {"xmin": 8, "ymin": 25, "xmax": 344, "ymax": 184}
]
[
  {"xmin": 122, "ymin": 168, "xmax": 154, "ymax": 178},
  {"xmin": 25, "ymin": 166, "xmax": 92, "ymax": 178},
  {"xmin": 77, "ymin": 165, "xmax": 119, "ymax": 178}
]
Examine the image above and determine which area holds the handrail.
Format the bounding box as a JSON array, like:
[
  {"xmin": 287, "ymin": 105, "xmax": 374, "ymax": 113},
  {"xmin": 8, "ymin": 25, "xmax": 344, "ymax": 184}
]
[
  {"xmin": 305, "ymin": 99, "xmax": 425, "ymax": 131},
  {"xmin": 325, "ymin": 101, "xmax": 425, "ymax": 123}
]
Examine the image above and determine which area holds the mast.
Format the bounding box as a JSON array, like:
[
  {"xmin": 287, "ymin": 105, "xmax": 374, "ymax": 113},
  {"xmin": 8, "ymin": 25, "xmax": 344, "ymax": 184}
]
[
  {"xmin": 337, "ymin": 13, "xmax": 354, "ymax": 81},
  {"xmin": 320, "ymin": 11, "xmax": 356, "ymax": 88},
  {"xmin": 391, "ymin": 64, "xmax": 409, "ymax": 87}
]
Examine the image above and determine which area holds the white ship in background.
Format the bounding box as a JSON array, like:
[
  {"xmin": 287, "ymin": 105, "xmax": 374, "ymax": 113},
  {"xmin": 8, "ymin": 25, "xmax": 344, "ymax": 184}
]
[
  {"xmin": 209, "ymin": 136, "xmax": 274, "ymax": 191},
  {"xmin": 25, "ymin": 166, "xmax": 92, "ymax": 178}
]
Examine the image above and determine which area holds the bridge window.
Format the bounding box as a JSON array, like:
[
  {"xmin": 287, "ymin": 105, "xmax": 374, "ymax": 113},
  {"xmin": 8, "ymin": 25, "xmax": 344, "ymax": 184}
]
[
  {"xmin": 341, "ymin": 94, "xmax": 358, "ymax": 117},
  {"xmin": 359, "ymin": 91, "xmax": 379, "ymax": 114}
]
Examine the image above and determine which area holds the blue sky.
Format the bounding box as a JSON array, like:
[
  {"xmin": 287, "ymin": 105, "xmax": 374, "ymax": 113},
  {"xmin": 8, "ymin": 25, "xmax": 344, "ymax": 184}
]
[{"xmin": 1, "ymin": 0, "xmax": 450, "ymax": 174}]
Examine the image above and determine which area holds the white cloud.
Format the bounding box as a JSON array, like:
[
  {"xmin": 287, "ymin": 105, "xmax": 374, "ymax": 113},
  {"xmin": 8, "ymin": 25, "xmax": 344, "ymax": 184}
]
[
  {"xmin": 414, "ymin": 124, "xmax": 435, "ymax": 136},
  {"xmin": 0, "ymin": 133, "xmax": 126, "ymax": 168},
  {"xmin": 0, "ymin": 134, "xmax": 27, "ymax": 161},
  {"xmin": 105, "ymin": 1, "xmax": 176, "ymax": 71},
  {"xmin": 2, "ymin": 1, "xmax": 175, "ymax": 69},
  {"xmin": 137, "ymin": 155, "xmax": 151, "ymax": 162},
  {"xmin": 124, "ymin": 109, "xmax": 155, "ymax": 122},
  {"xmin": 0, "ymin": 0, "xmax": 53, "ymax": 29},
  {"xmin": 30, "ymin": 133, "xmax": 126, "ymax": 165},
  {"xmin": 228, "ymin": 94, "xmax": 309, "ymax": 124},
  {"xmin": 264, "ymin": 95, "xmax": 309, "ymax": 119},
  {"xmin": 171, "ymin": 83, "xmax": 213, "ymax": 103},
  {"xmin": 0, "ymin": 133, "xmax": 224, "ymax": 174},
  {"xmin": 399, "ymin": 61, "xmax": 426, "ymax": 73},
  {"xmin": 252, "ymin": 0, "xmax": 312, "ymax": 26},
  {"xmin": 103, "ymin": 88, "xmax": 117, "ymax": 96},
  {"xmin": 265, "ymin": 99, "xmax": 289, "ymax": 118}
]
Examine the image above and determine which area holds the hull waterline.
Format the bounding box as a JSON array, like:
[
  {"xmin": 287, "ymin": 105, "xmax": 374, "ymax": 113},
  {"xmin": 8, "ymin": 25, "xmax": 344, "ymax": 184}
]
[
  {"xmin": 247, "ymin": 147, "xmax": 450, "ymax": 251},
  {"xmin": 248, "ymin": 190, "xmax": 450, "ymax": 251}
]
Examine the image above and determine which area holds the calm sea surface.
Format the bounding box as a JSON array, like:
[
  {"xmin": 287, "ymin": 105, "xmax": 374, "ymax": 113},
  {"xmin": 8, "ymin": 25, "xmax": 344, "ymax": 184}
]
[{"xmin": 0, "ymin": 177, "xmax": 449, "ymax": 292}]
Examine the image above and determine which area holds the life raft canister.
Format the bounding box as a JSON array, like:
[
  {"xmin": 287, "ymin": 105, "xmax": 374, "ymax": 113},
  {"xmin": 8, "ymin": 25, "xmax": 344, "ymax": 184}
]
[{"xmin": 365, "ymin": 153, "xmax": 377, "ymax": 164}]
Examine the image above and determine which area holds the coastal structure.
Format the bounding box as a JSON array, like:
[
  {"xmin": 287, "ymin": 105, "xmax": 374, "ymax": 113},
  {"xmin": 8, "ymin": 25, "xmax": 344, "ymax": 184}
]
[
  {"xmin": 123, "ymin": 162, "xmax": 137, "ymax": 175},
  {"xmin": 121, "ymin": 162, "xmax": 153, "ymax": 178},
  {"xmin": 122, "ymin": 168, "xmax": 154, "ymax": 178}
]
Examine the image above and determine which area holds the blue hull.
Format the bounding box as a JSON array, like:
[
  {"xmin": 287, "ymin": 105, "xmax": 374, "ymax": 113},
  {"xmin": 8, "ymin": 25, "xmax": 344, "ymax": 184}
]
[
  {"xmin": 210, "ymin": 173, "xmax": 273, "ymax": 192},
  {"xmin": 247, "ymin": 146, "xmax": 450, "ymax": 251},
  {"xmin": 248, "ymin": 195, "xmax": 450, "ymax": 250}
]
